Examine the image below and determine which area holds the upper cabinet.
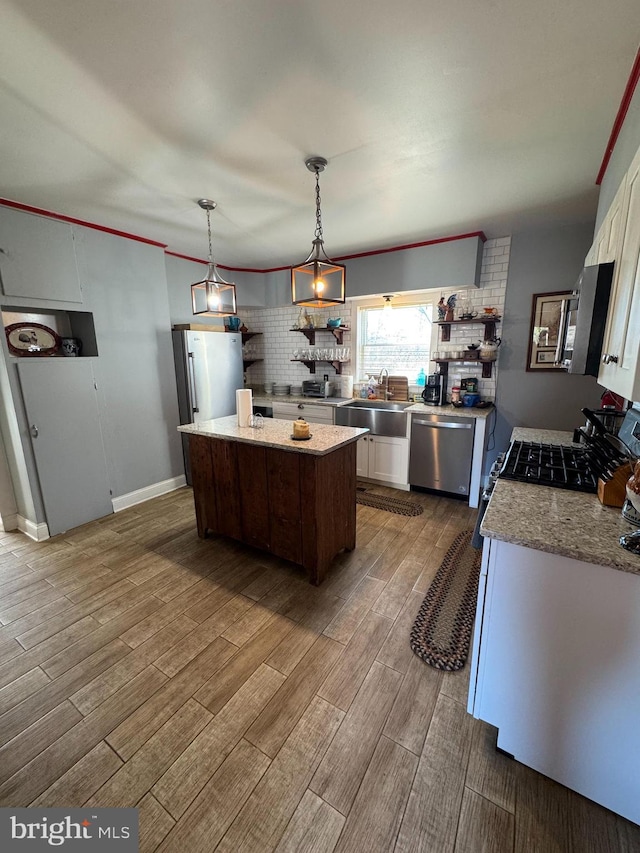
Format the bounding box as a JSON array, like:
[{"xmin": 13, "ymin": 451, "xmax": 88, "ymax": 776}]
[
  {"xmin": 598, "ymin": 144, "xmax": 640, "ymax": 400},
  {"xmin": 0, "ymin": 208, "xmax": 83, "ymax": 304}
]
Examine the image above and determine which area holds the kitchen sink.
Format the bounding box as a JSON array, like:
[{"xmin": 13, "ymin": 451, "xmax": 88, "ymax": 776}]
[
  {"xmin": 343, "ymin": 400, "xmax": 413, "ymax": 411},
  {"xmin": 335, "ymin": 399, "xmax": 412, "ymax": 437}
]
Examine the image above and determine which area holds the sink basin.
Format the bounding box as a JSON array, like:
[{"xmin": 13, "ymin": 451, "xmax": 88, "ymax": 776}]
[
  {"xmin": 335, "ymin": 399, "xmax": 411, "ymax": 437},
  {"xmin": 343, "ymin": 400, "xmax": 413, "ymax": 412}
]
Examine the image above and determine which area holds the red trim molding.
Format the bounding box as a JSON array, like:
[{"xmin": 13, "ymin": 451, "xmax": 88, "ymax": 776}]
[
  {"xmin": 0, "ymin": 197, "xmax": 486, "ymax": 271},
  {"xmin": 334, "ymin": 230, "xmax": 486, "ymax": 262},
  {"xmin": 0, "ymin": 198, "xmax": 168, "ymax": 248},
  {"xmin": 166, "ymin": 231, "xmax": 486, "ymax": 273},
  {"xmin": 164, "ymin": 250, "xmax": 291, "ymax": 273},
  {"xmin": 596, "ymin": 47, "xmax": 640, "ymax": 186}
]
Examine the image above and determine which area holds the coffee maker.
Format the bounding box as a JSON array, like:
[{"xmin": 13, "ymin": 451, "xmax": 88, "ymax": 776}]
[{"xmin": 422, "ymin": 373, "xmax": 443, "ymax": 405}]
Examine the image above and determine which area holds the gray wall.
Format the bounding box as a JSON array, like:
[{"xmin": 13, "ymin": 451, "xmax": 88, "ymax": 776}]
[
  {"xmin": 165, "ymin": 254, "xmax": 267, "ymax": 325},
  {"xmin": 165, "ymin": 234, "xmax": 483, "ymax": 314},
  {"xmin": 494, "ymin": 221, "xmax": 601, "ymax": 453},
  {"xmin": 595, "ymin": 83, "xmax": 640, "ymax": 231},
  {"xmin": 344, "ymin": 236, "xmax": 483, "ymax": 298},
  {"xmin": 73, "ymin": 229, "xmax": 184, "ymax": 499}
]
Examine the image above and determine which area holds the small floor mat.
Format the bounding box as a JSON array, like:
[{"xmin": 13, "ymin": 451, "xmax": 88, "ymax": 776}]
[
  {"xmin": 356, "ymin": 491, "xmax": 424, "ymax": 516},
  {"xmin": 410, "ymin": 529, "xmax": 481, "ymax": 671}
]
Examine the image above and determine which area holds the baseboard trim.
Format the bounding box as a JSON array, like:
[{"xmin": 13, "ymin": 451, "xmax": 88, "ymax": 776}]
[
  {"xmin": 111, "ymin": 475, "xmax": 187, "ymax": 513},
  {"xmin": 1, "ymin": 512, "xmax": 18, "ymax": 532},
  {"xmin": 17, "ymin": 515, "xmax": 50, "ymax": 541}
]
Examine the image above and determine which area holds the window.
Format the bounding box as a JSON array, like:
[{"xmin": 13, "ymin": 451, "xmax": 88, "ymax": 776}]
[{"xmin": 357, "ymin": 300, "xmax": 434, "ymax": 382}]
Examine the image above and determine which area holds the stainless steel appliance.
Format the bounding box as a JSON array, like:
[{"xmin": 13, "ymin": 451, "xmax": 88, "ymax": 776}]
[
  {"xmin": 302, "ymin": 379, "xmax": 331, "ymax": 398},
  {"xmin": 472, "ymin": 451, "xmax": 505, "ymax": 547},
  {"xmin": 172, "ymin": 328, "xmax": 244, "ymax": 483},
  {"xmin": 421, "ymin": 373, "xmax": 443, "ymax": 405},
  {"xmin": 409, "ymin": 414, "xmax": 475, "ymax": 495},
  {"xmin": 560, "ymin": 262, "xmax": 614, "ymax": 375}
]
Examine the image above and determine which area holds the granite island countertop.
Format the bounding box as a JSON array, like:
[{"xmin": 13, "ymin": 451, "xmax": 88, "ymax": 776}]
[
  {"xmin": 178, "ymin": 415, "xmax": 368, "ymax": 456},
  {"xmin": 481, "ymin": 427, "xmax": 640, "ymax": 574}
]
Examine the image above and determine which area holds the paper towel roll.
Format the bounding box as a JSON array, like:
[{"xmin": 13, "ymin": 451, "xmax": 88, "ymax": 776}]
[
  {"xmin": 341, "ymin": 375, "xmax": 354, "ymax": 399},
  {"xmin": 236, "ymin": 389, "xmax": 253, "ymax": 428}
]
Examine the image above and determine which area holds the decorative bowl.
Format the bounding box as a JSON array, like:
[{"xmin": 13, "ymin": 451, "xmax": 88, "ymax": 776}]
[{"xmin": 327, "ymin": 318, "xmax": 342, "ymax": 328}]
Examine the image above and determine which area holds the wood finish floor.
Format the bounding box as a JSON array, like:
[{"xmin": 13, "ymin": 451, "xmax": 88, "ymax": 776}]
[{"xmin": 0, "ymin": 486, "xmax": 638, "ymax": 852}]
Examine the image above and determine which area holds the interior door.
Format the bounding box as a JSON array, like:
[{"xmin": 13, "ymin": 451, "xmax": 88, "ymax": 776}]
[{"xmin": 17, "ymin": 359, "xmax": 112, "ymax": 535}]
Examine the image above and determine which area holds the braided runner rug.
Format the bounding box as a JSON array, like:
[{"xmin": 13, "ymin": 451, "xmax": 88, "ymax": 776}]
[
  {"xmin": 355, "ymin": 491, "xmax": 423, "ymax": 516},
  {"xmin": 410, "ymin": 529, "xmax": 481, "ymax": 671}
]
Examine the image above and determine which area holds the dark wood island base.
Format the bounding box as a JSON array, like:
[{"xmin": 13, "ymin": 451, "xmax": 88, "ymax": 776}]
[{"xmin": 188, "ymin": 433, "xmax": 357, "ymax": 585}]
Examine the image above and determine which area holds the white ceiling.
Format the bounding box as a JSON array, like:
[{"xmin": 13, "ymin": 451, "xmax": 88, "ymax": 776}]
[{"xmin": 0, "ymin": 1, "xmax": 637, "ymax": 267}]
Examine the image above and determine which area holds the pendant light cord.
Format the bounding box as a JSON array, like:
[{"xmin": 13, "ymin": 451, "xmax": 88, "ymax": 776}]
[
  {"xmin": 206, "ymin": 208, "xmax": 214, "ymax": 267},
  {"xmin": 314, "ymin": 168, "xmax": 324, "ymax": 243}
]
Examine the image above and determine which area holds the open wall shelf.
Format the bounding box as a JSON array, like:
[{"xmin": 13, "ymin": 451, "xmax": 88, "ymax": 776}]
[{"xmin": 436, "ymin": 317, "xmax": 500, "ymax": 343}]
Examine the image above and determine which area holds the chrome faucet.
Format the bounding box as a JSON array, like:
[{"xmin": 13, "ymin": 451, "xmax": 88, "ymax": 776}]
[{"xmin": 378, "ymin": 368, "xmax": 389, "ymax": 400}]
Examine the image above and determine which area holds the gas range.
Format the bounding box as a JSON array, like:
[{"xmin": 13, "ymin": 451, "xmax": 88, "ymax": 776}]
[{"xmin": 498, "ymin": 441, "xmax": 598, "ymax": 493}]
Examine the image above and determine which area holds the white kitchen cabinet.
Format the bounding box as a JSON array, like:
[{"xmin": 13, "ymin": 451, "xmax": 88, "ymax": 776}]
[
  {"xmin": 271, "ymin": 400, "xmax": 334, "ymax": 425},
  {"xmin": 598, "ymin": 143, "xmax": 640, "ymax": 398},
  {"xmin": 0, "ymin": 207, "xmax": 83, "ymax": 304},
  {"xmin": 357, "ymin": 434, "xmax": 409, "ymax": 488},
  {"xmin": 469, "ymin": 537, "xmax": 640, "ymax": 825}
]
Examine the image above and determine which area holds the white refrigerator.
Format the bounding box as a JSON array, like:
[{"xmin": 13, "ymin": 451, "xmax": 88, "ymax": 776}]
[{"xmin": 172, "ymin": 328, "xmax": 244, "ymax": 483}]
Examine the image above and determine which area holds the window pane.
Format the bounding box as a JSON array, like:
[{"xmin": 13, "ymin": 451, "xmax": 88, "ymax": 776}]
[{"xmin": 359, "ymin": 304, "xmax": 432, "ymax": 381}]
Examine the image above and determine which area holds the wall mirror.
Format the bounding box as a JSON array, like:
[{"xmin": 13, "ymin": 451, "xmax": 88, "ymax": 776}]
[{"xmin": 526, "ymin": 291, "xmax": 571, "ymax": 371}]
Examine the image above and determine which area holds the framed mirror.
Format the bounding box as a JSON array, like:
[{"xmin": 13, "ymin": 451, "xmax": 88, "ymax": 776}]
[{"xmin": 526, "ymin": 291, "xmax": 571, "ymax": 371}]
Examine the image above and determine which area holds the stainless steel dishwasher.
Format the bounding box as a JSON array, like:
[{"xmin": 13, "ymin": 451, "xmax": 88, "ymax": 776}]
[{"xmin": 409, "ymin": 413, "xmax": 475, "ymax": 495}]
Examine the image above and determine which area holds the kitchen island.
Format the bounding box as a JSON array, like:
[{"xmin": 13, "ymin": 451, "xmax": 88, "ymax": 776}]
[
  {"xmin": 178, "ymin": 416, "xmax": 368, "ymax": 585},
  {"xmin": 469, "ymin": 427, "xmax": 640, "ymax": 825}
]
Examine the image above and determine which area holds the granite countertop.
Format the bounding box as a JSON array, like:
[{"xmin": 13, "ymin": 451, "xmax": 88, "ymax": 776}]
[
  {"xmin": 406, "ymin": 402, "xmax": 495, "ymax": 420},
  {"xmin": 481, "ymin": 427, "xmax": 640, "ymax": 575},
  {"xmin": 178, "ymin": 415, "xmax": 368, "ymax": 455},
  {"xmin": 252, "ymin": 396, "xmax": 495, "ymax": 419}
]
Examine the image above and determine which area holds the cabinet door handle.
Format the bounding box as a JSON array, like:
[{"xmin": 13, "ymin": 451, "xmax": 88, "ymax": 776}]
[
  {"xmin": 609, "ymin": 355, "xmax": 619, "ymax": 364},
  {"xmin": 602, "ymin": 353, "xmax": 610, "ymax": 364},
  {"xmin": 30, "ymin": 424, "xmax": 39, "ymax": 438}
]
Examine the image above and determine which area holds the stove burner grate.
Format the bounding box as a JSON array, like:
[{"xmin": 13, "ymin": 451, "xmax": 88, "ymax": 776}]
[{"xmin": 499, "ymin": 441, "xmax": 598, "ymax": 492}]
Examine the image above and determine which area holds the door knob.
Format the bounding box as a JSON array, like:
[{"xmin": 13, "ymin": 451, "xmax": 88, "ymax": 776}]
[{"xmin": 30, "ymin": 424, "xmax": 39, "ymax": 438}]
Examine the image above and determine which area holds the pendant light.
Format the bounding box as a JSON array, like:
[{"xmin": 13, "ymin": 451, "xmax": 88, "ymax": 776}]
[
  {"xmin": 291, "ymin": 156, "xmax": 345, "ymax": 308},
  {"xmin": 191, "ymin": 199, "xmax": 237, "ymax": 317}
]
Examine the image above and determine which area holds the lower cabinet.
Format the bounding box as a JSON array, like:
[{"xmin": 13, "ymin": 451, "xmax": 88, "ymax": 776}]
[
  {"xmin": 469, "ymin": 538, "xmax": 640, "ymax": 825},
  {"xmin": 357, "ymin": 435, "xmax": 409, "ymax": 487}
]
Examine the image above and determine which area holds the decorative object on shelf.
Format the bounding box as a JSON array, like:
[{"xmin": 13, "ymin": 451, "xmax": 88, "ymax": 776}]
[
  {"xmin": 60, "ymin": 337, "xmax": 82, "ymax": 357},
  {"xmin": 327, "ymin": 318, "xmax": 342, "ymax": 328},
  {"xmin": 191, "ymin": 198, "xmax": 237, "ymax": 317},
  {"xmin": 226, "ymin": 316, "xmax": 241, "ymax": 331},
  {"xmin": 459, "ymin": 306, "xmax": 478, "ymax": 320},
  {"xmin": 5, "ymin": 322, "xmax": 61, "ymax": 356},
  {"xmin": 291, "ymin": 156, "xmax": 346, "ymax": 308},
  {"xmin": 239, "ymin": 324, "xmax": 248, "ymax": 333},
  {"xmin": 479, "ymin": 337, "xmax": 501, "ymax": 361},
  {"xmin": 483, "ymin": 307, "xmax": 500, "ymax": 317},
  {"xmin": 445, "ymin": 293, "xmax": 457, "ymax": 322}
]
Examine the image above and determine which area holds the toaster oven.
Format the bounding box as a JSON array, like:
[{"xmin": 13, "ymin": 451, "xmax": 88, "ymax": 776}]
[{"xmin": 302, "ymin": 380, "xmax": 331, "ymax": 398}]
